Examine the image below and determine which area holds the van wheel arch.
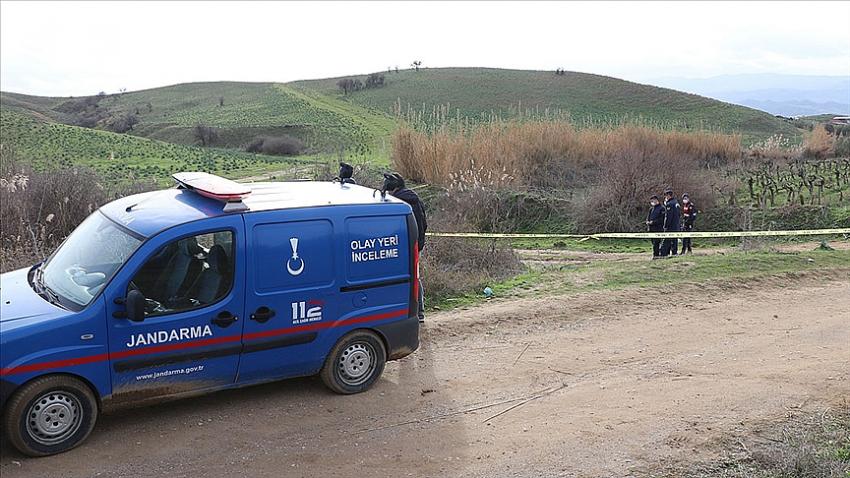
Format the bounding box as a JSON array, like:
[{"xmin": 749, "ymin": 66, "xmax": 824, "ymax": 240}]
[
  {"xmin": 365, "ymin": 328, "xmax": 391, "ymax": 358},
  {"xmin": 7, "ymin": 372, "xmax": 103, "ymax": 412}
]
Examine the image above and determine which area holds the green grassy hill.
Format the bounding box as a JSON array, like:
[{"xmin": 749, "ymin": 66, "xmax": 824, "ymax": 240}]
[
  {"xmin": 2, "ymin": 67, "xmax": 804, "ymax": 174},
  {"xmin": 0, "ymin": 109, "xmax": 300, "ymax": 183},
  {"xmin": 294, "ymin": 68, "xmax": 800, "ymax": 141},
  {"xmin": 1, "ymin": 82, "xmax": 395, "ymax": 158}
]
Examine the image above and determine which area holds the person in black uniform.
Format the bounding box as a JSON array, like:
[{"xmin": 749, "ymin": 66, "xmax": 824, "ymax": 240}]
[
  {"xmin": 680, "ymin": 193, "xmax": 697, "ymax": 254},
  {"xmin": 383, "ymin": 173, "xmax": 428, "ymax": 323},
  {"xmin": 661, "ymin": 188, "xmax": 680, "ymax": 257},
  {"xmin": 645, "ymin": 194, "xmax": 665, "ymax": 259}
]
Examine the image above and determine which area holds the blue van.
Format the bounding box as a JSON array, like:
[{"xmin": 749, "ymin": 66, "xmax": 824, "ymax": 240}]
[{"xmin": 0, "ymin": 173, "xmax": 420, "ymax": 456}]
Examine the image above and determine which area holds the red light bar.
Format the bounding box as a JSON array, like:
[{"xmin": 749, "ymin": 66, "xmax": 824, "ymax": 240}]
[{"xmin": 172, "ymin": 172, "xmax": 252, "ymax": 202}]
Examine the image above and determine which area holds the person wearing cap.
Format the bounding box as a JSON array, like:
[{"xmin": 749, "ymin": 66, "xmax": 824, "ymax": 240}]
[
  {"xmin": 680, "ymin": 193, "xmax": 697, "ymax": 254},
  {"xmin": 645, "ymin": 194, "xmax": 665, "ymax": 259},
  {"xmin": 661, "ymin": 188, "xmax": 681, "ymax": 257},
  {"xmin": 383, "ymin": 172, "xmax": 428, "ymax": 323}
]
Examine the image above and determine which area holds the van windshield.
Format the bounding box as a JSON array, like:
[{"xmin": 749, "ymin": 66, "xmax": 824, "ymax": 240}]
[{"xmin": 36, "ymin": 212, "xmax": 142, "ymax": 308}]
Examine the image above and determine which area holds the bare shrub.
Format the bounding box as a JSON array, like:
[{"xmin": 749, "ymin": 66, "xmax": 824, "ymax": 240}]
[
  {"xmin": 421, "ymin": 237, "xmax": 521, "ymax": 304},
  {"xmin": 432, "ymin": 186, "xmax": 573, "ymax": 234},
  {"xmin": 0, "ymin": 146, "xmax": 155, "ymax": 272},
  {"xmin": 835, "ymin": 137, "xmax": 850, "ymax": 157},
  {"xmin": 193, "ymin": 124, "xmax": 219, "ymax": 147},
  {"xmin": 337, "ymin": 78, "xmax": 365, "ymax": 95},
  {"xmin": 365, "ymin": 73, "xmax": 385, "ymax": 89},
  {"xmin": 681, "ymin": 405, "xmax": 850, "ymax": 478},
  {"xmin": 105, "ymin": 113, "xmax": 139, "ymax": 133},
  {"xmin": 575, "ymin": 126, "xmax": 739, "ymax": 232},
  {"xmin": 245, "ymin": 135, "xmax": 305, "ymax": 156}
]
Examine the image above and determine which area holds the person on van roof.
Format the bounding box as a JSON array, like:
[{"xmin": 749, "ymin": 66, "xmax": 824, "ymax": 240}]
[{"xmin": 383, "ymin": 172, "xmax": 427, "ymax": 323}]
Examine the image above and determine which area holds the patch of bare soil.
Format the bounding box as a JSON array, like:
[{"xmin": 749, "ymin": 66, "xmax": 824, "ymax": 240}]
[{"xmin": 2, "ymin": 275, "xmax": 848, "ymax": 478}]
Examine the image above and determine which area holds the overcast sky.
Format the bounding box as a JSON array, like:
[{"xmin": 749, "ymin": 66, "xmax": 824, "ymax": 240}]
[{"xmin": 1, "ymin": 1, "xmax": 848, "ymax": 96}]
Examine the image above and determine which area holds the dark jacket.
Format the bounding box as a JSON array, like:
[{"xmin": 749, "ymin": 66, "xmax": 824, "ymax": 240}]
[
  {"xmin": 392, "ymin": 188, "xmax": 427, "ymax": 250},
  {"xmin": 646, "ymin": 204, "xmax": 665, "ymax": 232},
  {"xmin": 681, "ymin": 201, "xmax": 697, "ymax": 228},
  {"xmin": 663, "ymin": 197, "xmax": 681, "ymax": 232}
]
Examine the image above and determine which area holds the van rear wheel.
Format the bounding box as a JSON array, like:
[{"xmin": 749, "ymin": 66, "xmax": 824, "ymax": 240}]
[
  {"xmin": 321, "ymin": 330, "xmax": 386, "ymax": 394},
  {"xmin": 3, "ymin": 375, "xmax": 98, "ymax": 457}
]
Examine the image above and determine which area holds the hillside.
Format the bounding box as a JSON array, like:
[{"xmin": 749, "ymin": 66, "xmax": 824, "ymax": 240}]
[
  {"xmin": 1, "ymin": 82, "xmax": 395, "ymax": 159},
  {"xmin": 0, "ymin": 109, "xmax": 299, "ymax": 183},
  {"xmin": 293, "ymin": 68, "xmax": 801, "ymax": 141},
  {"xmin": 2, "ymin": 69, "xmax": 803, "ymax": 160}
]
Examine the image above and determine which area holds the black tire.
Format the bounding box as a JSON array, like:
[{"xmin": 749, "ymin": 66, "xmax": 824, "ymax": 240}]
[
  {"xmin": 320, "ymin": 330, "xmax": 386, "ymax": 394},
  {"xmin": 3, "ymin": 375, "xmax": 99, "ymax": 457}
]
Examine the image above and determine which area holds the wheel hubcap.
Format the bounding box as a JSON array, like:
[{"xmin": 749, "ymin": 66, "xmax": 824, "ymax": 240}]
[
  {"xmin": 337, "ymin": 342, "xmax": 375, "ymax": 386},
  {"xmin": 26, "ymin": 392, "xmax": 82, "ymax": 446}
]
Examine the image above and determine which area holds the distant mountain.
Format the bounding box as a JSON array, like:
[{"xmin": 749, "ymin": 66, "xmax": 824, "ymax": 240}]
[{"xmin": 647, "ymin": 74, "xmax": 850, "ymax": 117}]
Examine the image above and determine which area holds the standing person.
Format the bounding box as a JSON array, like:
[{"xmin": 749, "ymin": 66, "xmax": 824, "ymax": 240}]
[
  {"xmin": 383, "ymin": 173, "xmax": 428, "ymax": 323},
  {"xmin": 645, "ymin": 194, "xmax": 665, "ymax": 259},
  {"xmin": 680, "ymin": 193, "xmax": 697, "ymax": 254},
  {"xmin": 661, "ymin": 188, "xmax": 681, "ymax": 257}
]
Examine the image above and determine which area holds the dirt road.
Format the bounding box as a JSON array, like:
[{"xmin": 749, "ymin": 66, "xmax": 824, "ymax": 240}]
[{"xmin": 2, "ymin": 275, "xmax": 848, "ymax": 477}]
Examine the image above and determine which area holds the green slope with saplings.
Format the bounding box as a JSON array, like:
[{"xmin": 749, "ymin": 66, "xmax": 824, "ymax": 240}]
[
  {"xmin": 3, "ymin": 67, "xmax": 803, "ymax": 167},
  {"xmin": 0, "ymin": 109, "xmax": 300, "ymax": 184}
]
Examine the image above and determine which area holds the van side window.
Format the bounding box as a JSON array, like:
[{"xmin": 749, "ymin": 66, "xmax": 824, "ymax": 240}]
[{"xmin": 129, "ymin": 231, "xmax": 234, "ymax": 317}]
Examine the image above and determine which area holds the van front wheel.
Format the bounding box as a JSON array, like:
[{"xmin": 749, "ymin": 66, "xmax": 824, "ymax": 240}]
[
  {"xmin": 3, "ymin": 375, "xmax": 98, "ymax": 457},
  {"xmin": 321, "ymin": 330, "xmax": 386, "ymax": 394}
]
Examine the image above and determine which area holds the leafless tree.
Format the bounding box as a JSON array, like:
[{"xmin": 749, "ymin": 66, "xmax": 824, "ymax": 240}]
[{"xmin": 193, "ymin": 124, "xmax": 219, "ymax": 147}]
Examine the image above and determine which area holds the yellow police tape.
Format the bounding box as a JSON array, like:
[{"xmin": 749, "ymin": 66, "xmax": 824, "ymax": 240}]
[{"xmin": 427, "ymin": 228, "xmax": 850, "ymax": 241}]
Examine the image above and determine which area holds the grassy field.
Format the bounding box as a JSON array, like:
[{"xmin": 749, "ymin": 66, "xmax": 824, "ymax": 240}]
[
  {"xmin": 432, "ymin": 244, "xmax": 850, "ymax": 310},
  {"xmin": 0, "ymin": 109, "xmax": 303, "ymax": 184},
  {"xmin": 294, "ymin": 68, "xmax": 801, "ymax": 142}
]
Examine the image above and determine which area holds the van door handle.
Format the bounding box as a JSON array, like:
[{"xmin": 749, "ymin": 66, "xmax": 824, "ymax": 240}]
[
  {"xmin": 250, "ymin": 306, "xmax": 275, "ymax": 323},
  {"xmin": 211, "ymin": 311, "xmax": 238, "ymax": 328}
]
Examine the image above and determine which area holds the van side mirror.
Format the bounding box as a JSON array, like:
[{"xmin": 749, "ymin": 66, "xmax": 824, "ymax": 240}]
[{"xmin": 125, "ymin": 289, "xmax": 146, "ymax": 322}]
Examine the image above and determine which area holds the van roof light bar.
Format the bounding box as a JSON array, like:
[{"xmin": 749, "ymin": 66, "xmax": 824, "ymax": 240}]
[{"xmin": 172, "ymin": 172, "xmax": 252, "ymax": 212}]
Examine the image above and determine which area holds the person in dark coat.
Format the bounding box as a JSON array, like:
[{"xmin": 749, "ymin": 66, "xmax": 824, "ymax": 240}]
[
  {"xmin": 383, "ymin": 173, "xmax": 427, "ymax": 322},
  {"xmin": 680, "ymin": 193, "xmax": 697, "ymax": 254},
  {"xmin": 645, "ymin": 194, "xmax": 665, "ymax": 259},
  {"xmin": 661, "ymin": 188, "xmax": 680, "ymax": 257}
]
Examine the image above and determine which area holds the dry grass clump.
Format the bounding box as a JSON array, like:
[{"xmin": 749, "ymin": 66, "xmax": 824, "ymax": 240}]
[
  {"xmin": 675, "ymin": 405, "xmax": 850, "ymax": 478},
  {"xmin": 392, "ymin": 119, "xmax": 742, "ymax": 233},
  {"xmin": 393, "ymin": 120, "xmax": 741, "ymax": 191},
  {"xmin": 748, "ymin": 134, "xmax": 802, "ymax": 161},
  {"xmin": 803, "ymin": 124, "xmax": 835, "ymax": 159}
]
